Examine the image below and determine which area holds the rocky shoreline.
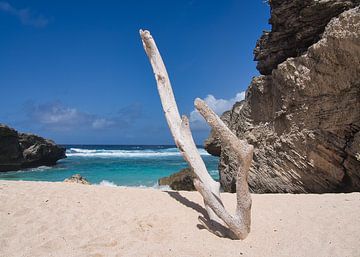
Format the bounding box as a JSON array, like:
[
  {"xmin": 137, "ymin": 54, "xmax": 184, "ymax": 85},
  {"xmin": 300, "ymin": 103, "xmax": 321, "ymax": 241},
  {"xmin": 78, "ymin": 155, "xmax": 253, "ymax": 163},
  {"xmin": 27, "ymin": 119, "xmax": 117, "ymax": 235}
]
[{"xmin": 0, "ymin": 124, "xmax": 66, "ymax": 172}]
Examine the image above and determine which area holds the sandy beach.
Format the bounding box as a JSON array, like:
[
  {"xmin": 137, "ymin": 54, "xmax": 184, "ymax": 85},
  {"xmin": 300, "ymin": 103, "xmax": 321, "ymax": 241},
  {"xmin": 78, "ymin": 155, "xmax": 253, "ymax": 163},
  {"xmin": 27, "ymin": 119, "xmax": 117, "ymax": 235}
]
[{"xmin": 0, "ymin": 180, "xmax": 359, "ymax": 257}]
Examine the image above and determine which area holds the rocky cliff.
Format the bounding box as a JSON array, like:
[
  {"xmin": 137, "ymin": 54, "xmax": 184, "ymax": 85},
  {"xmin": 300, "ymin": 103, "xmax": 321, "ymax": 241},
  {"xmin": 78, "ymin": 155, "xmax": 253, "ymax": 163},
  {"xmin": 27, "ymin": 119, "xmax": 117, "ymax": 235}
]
[
  {"xmin": 205, "ymin": 1, "xmax": 360, "ymax": 193},
  {"xmin": 0, "ymin": 124, "xmax": 66, "ymax": 172}
]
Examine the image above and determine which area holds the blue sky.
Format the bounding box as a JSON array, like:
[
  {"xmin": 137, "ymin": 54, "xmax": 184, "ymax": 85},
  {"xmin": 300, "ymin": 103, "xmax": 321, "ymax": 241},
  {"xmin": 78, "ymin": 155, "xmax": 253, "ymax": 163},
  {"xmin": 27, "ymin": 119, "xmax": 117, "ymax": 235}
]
[{"xmin": 0, "ymin": 1, "xmax": 270, "ymax": 145}]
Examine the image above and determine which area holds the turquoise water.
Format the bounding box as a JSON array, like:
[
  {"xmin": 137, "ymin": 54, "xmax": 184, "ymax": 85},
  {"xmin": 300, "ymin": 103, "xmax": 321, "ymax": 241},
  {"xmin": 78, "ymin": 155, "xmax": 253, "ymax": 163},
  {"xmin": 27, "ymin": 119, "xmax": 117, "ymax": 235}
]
[{"xmin": 0, "ymin": 145, "xmax": 219, "ymax": 187}]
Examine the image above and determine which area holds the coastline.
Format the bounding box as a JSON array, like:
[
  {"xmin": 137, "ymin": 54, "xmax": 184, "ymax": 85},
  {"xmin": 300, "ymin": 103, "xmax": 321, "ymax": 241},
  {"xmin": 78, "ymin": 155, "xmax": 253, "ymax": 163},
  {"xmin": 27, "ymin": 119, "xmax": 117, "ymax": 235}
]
[
  {"xmin": 1, "ymin": 180, "xmax": 359, "ymax": 257},
  {"xmin": 0, "ymin": 145, "xmax": 219, "ymax": 187}
]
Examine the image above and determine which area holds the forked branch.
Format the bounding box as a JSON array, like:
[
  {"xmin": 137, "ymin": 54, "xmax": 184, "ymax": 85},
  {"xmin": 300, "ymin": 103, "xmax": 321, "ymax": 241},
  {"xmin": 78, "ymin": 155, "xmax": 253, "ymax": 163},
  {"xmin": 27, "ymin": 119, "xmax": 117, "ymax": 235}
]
[{"xmin": 140, "ymin": 29, "xmax": 253, "ymax": 240}]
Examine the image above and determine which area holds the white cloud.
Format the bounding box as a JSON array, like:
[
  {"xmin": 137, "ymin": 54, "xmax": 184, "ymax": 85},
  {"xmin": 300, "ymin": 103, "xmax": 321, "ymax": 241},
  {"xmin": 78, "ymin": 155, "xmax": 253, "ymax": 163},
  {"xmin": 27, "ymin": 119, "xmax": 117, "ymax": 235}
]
[
  {"xmin": 28, "ymin": 102, "xmax": 97, "ymax": 130},
  {"xmin": 27, "ymin": 102, "xmax": 115, "ymax": 130},
  {"xmin": 92, "ymin": 118, "xmax": 115, "ymax": 129},
  {"xmin": 38, "ymin": 105, "xmax": 79, "ymax": 124},
  {"xmin": 189, "ymin": 91, "xmax": 245, "ymax": 130},
  {"xmin": 0, "ymin": 1, "xmax": 49, "ymax": 28},
  {"xmin": 26, "ymin": 101, "xmax": 142, "ymax": 131}
]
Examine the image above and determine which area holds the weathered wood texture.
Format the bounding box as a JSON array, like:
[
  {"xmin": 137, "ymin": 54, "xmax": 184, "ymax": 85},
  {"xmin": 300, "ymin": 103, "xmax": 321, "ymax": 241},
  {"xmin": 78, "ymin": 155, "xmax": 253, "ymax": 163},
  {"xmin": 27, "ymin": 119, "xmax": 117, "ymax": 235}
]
[{"xmin": 140, "ymin": 29, "xmax": 254, "ymax": 239}]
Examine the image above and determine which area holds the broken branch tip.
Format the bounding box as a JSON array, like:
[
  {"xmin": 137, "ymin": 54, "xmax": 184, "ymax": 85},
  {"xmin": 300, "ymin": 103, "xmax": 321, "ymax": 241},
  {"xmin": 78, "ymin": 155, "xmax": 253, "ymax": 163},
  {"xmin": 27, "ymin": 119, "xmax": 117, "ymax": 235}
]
[
  {"xmin": 194, "ymin": 98, "xmax": 203, "ymax": 106},
  {"xmin": 139, "ymin": 29, "xmax": 151, "ymax": 40}
]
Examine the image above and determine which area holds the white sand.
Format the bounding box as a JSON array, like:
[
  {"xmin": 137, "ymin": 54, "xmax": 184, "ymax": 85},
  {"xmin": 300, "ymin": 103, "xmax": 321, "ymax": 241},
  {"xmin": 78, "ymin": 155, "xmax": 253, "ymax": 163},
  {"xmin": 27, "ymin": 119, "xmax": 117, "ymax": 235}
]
[{"xmin": 0, "ymin": 180, "xmax": 359, "ymax": 257}]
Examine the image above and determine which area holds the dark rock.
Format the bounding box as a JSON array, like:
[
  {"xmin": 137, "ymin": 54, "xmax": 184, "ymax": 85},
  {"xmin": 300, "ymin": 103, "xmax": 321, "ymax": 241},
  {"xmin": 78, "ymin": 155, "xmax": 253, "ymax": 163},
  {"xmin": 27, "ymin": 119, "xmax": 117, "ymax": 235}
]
[
  {"xmin": 0, "ymin": 124, "xmax": 66, "ymax": 172},
  {"xmin": 64, "ymin": 174, "xmax": 90, "ymax": 185},
  {"xmin": 159, "ymin": 168, "xmax": 196, "ymax": 191},
  {"xmin": 206, "ymin": 5, "xmax": 360, "ymax": 193},
  {"xmin": 255, "ymin": 0, "xmax": 360, "ymax": 75}
]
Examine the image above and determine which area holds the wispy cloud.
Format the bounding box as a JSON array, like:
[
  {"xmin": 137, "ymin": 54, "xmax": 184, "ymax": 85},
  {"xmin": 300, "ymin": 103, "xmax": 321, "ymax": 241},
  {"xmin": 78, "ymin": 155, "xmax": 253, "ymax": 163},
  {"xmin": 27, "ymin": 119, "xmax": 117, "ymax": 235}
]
[
  {"xmin": 116, "ymin": 103, "xmax": 143, "ymax": 127},
  {"xmin": 91, "ymin": 118, "xmax": 115, "ymax": 129},
  {"xmin": 0, "ymin": 1, "xmax": 49, "ymax": 28},
  {"xmin": 189, "ymin": 91, "xmax": 245, "ymax": 130},
  {"xmin": 25, "ymin": 101, "xmax": 142, "ymax": 131}
]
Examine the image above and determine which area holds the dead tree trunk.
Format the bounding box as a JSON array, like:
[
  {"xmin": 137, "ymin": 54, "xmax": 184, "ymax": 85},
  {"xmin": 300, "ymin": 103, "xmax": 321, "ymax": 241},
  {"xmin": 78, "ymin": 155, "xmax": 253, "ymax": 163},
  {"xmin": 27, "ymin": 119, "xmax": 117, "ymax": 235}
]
[{"xmin": 140, "ymin": 29, "xmax": 254, "ymax": 240}]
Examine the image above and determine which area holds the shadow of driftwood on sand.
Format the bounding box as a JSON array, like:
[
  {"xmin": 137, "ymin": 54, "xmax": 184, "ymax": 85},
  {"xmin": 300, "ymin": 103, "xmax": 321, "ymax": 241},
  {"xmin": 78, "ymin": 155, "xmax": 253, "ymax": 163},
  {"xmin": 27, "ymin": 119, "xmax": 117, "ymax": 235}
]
[
  {"xmin": 165, "ymin": 191, "xmax": 236, "ymax": 239},
  {"xmin": 166, "ymin": 191, "xmax": 208, "ymax": 217}
]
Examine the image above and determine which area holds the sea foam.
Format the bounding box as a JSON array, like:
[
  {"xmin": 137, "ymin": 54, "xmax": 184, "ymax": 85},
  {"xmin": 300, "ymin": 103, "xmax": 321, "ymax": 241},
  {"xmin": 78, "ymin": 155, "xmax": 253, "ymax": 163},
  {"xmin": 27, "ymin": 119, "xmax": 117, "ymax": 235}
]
[
  {"xmin": 66, "ymin": 147, "xmax": 210, "ymax": 158},
  {"xmin": 96, "ymin": 180, "xmax": 172, "ymax": 190},
  {"xmin": 98, "ymin": 180, "xmax": 118, "ymax": 187}
]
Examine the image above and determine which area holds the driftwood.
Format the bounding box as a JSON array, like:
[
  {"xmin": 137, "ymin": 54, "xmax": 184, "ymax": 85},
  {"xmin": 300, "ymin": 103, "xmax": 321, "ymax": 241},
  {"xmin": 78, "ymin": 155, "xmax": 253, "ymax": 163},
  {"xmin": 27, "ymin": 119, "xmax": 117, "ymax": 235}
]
[{"xmin": 140, "ymin": 29, "xmax": 254, "ymax": 240}]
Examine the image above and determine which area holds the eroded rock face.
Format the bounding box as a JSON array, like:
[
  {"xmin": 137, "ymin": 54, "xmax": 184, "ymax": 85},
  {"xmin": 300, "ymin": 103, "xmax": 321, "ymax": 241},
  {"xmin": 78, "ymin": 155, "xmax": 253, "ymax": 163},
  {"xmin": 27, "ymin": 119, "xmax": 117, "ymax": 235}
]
[
  {"xmin": 0, "ymin": 124, "xmax": 66, "ymax": 172},
  {"xmin": 255, "ymin": 0, "xmax": 360, "ymax": 75},
  {"xmin": 158, "ymin": 168, "xmax": 196, "ymax": 191},
  {"xmin": 206, "ymin": 4, "xmax": 360, "ymax": 193}
]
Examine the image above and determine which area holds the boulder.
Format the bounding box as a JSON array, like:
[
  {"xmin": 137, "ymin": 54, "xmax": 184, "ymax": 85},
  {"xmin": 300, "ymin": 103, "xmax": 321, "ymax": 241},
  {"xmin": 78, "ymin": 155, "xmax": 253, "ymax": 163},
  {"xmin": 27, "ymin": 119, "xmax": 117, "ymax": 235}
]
[
  {"xmin": 206, "ymin": 3, "xmax": 360, "ymax": 193},
  {"xmin": 0, "ymin": 124, "xmax": 66, "ymax": 172},
  {"xmin": 64, "ymin": 174, "xmax": 90, "ymax": 185},
  {"xmin": 158, "ymin": 168, "xmax": 196, "ymax": 191}
]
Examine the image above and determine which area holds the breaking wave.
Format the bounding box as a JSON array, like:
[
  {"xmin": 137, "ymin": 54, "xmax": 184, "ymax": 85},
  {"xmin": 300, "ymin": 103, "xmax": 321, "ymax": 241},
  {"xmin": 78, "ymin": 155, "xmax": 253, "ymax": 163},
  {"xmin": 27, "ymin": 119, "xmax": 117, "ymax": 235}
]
[
  {"xmin": 66, "ymin": 147, "xmax": 210, "ymax": 158},
  {"xmin": 96, "ymin": 180, "xmax": 171, "ymax": 191},
  {"xmin": 98, "ymin": 180, "xmax": 118, "ymax": 187}
]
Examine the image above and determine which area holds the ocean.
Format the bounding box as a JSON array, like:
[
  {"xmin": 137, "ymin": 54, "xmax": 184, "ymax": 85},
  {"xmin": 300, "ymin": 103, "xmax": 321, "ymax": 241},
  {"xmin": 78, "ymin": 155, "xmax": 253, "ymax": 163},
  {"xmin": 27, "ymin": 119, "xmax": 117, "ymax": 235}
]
[{"xmin": 0, "ymin": 145, "xmax": 219, "ymax": 188}]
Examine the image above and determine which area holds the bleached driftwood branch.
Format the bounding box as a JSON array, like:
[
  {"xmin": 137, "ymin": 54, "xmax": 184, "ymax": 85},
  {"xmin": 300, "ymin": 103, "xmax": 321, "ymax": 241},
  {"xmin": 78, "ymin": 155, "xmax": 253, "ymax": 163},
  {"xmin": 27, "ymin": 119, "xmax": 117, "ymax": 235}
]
[
  {"xmin": 139, "ymin": 29, "xmax": 222, "ymax": 226},
  {"xmin": 140, "ymin": 29, "xmax": 254, "ymax": 240}
]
